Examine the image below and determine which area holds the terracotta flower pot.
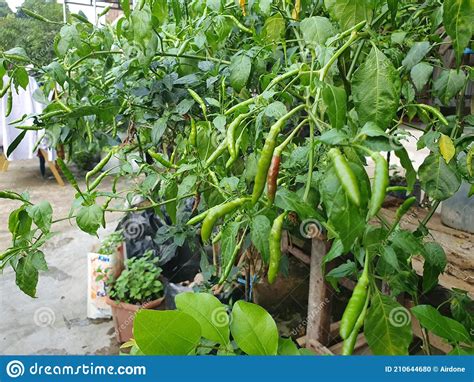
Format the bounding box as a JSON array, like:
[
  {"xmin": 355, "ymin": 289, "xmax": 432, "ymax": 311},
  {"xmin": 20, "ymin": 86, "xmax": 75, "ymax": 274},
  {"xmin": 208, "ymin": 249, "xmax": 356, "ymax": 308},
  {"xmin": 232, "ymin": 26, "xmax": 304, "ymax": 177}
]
[{"xmin": 105, "ymin": 296, "xmax": 165, "ymax": 343}]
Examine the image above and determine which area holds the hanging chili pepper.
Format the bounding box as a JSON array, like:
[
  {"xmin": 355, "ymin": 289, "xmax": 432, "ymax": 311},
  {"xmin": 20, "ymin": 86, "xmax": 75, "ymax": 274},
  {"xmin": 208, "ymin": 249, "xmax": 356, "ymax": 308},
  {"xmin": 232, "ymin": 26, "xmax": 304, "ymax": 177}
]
[
  {"xmin": 148, "ymin": 149, "xmax": 178, "ymax": 169},
  {"xmin": 340, "ymin": 252, "xmax": 370, "ymax": 339},
  {"xmin": 367, "ymin": 152, "xmax": 389, "ymax": 218},
  {"xmin": 201, "ymin": 198, "xmax": 249, "ymax": 242},
  {"xmin": 189, "ymin": 117, "xmax": 197, "ymax": 147},
  {"xmin": 268, "ymin": 212, "xmax": 286, "ymax": 284},
  {"xmin": 266, "ymin": 155, "xmax": 280, "ymax": 205},
  {"xmin": 5, "ymin": 88, "xmax": 13, "ymax": 117},
  {"xmin": 341, "ymin": 293, "xmax": 370, "ymax": 355},
  {"xmin": 328, "ymin": 148, "xmax": 361, "ymax": 207},
  {"xmin": 252, "ymin": 105, "xmax": 305, "ymax": 205}
]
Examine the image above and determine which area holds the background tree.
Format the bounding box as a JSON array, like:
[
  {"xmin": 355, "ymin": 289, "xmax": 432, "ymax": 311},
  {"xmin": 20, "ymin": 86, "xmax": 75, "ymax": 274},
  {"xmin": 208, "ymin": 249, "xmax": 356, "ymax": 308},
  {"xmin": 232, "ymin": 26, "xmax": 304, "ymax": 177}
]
[
  {"xmin": 0, "ymin": 0, "xmax": 12, "ymax": 18},
  {"xmin": 0, "ymin": 0, "xmax": 63, "ymax": 67}
]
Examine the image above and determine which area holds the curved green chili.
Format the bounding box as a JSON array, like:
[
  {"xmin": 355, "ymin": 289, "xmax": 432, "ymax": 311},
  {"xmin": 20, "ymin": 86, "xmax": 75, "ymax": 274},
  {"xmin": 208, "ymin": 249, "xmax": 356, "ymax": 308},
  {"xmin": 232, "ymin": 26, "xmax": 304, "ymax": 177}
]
[
  {"xmin": 367, "ymin": 152, "xmax": 389, "ymax": 218},
  {"xmin": 328, "ymin": 148, "xmax": 361, "ymax": 207},
  {"xmin": 340, "ymin": 252, "xmax": 370, "ymax": 340},
  {"xmin": 200, "ymin": 197, "xmax": 249, "ymax": 242},
  {"xmin": 268, "ymin": 212, "xmax": 286, "ymax": 284},
  {"xmin": 341, "ymin": 293, "xmax": 370, "ymax": 355},
  {"xmin": 148, "ymin": 149, "xmax": 178, "ymax": 169},
  {"xmin": 85, "ymin": 149, "xmax": 115, "ymax": 186}
]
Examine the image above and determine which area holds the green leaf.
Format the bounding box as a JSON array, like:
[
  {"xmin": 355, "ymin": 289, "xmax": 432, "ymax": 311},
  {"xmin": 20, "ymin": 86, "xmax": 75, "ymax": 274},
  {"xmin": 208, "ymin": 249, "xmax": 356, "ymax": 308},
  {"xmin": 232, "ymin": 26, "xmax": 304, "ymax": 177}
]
[
  {"xmin": 164, "ymin": 180, "xmax": 178, "ymax": 225},
  {"xmin": 381, "ymin": 246, "xmax": 400, "ymax": 271},
  {"xmin": 394, "ymin": 148, "xmax": 417, "ymax": 192},
  {"xmin": 134, "ymin": 310, "xmax": 202, "ymax": 355},
  {"xmin": 263, "ymin": 13, "xmax": 285, "ymax": 43},
  {"xmin": 251, "ymin": 215, "xmax": 271, "ymax": 263},
  {"xmin": 274, "ymin": 188, "xmax": 320, "ymax": 221},
  {"xmin": 229, "ymin": 54, "xmax": 251, "ymax": 92},
  {"xmin": 230, "ymin": 300, "xmax": 279, "ymax": 355},
  {"xmin": 443, "ymin": 0, "xmax": 474, "ymax": 67},
  {"xmin": 365, "ymin": 293, "xmax": 413, "ymax": 355},
  {"xmin": 13, "ymin": 66, "xmax": 29, "ymax": 90},
  {"xmin": 220, "ymin": 222, "xmax": 240, "ymax": 270},
  {"xmin": 411, "ymin": 305, "xmax": 471, "ymax": 343},
  {"xmin": 352, "ymin": 47, "xmax": 401, "ymax": 130},
  {"xmin": 300, "ymin": 16, "xmax": 334, "ymax": 46},
  {"xmin": 278, "ymin": 338, "xmax": 300, "ymax": 355},
  {"xmin": 433, "ymin": 69, "xmax": 466, "ymax": 105},
  {"xmin": 402, "ymin": 42, "xmax": 431, "ymax": 70},
  {"xmin": 422, "ymin": 242, "xmax": 447, "ymax": 293},
  {"xmin": 410, "ymin": 62, "xmax": 433, "ymax": 91},
  {"xmin": 152, "ymin": 117, "xmax": 168, "ymax": 145},
  {"xmin": 6, "ymin": 131, "xmax": 27, "ymax": 158},
  {"xmin": 151, "ymin": 0, "xmax": 168, "ymax": 24},
  {"xmin": 320, "ymin": 164, "xmax": 369, "ymax": 251},
  {"xmin": 175, "ymin": 292, "xmax": 230, "ymax": 345},
  {"xmin": 26, "ymin": 201, "xmax": 53, "ymax": 233},
  {"xmin": 15, "ymin": 253, "xmax": 40, "ymax": 297},
  {"xmin": 322, "ymin": 84, "xmax": 347, "ymax": 130},
  {"xmin": 317, "ymin": 129, "xmax": 349, "ymax": 145},
  {"xmin": 76, "ymin": 204, "xmax": 103, "ymax": 235},
  {"xmin": 419, "ymin": 153, "xmax": 461, "ymax": 200},
  {"xmin": 119, "ymin": 0, "xmax": 130, "ymax": 17},
  {"xmin": 324, "ymin": 0, "xmax": 373, "ymax": 30}
]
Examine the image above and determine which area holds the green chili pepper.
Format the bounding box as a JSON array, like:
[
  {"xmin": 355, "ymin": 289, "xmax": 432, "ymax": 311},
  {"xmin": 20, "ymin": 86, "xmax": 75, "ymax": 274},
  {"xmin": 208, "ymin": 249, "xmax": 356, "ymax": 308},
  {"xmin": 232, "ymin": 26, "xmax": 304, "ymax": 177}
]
[
  {"xmin": 188, "ymin": 88, "xmax": 207, "ymax": 119},
  {"xmin": 85, "ymin": 149, "xmax": 114, "ymax": 186},
  {"xmin": 56, "ymin": 157, "xmax": 82, "ymax": 194},
  {"xmin": 367, "ymin": 152, "xmax": 389, "ymax": 218},
  {"xmin": 148, "ymin": 149, "xmax": 177, "ymax": 169},
  {"xmin": 268, "ymin": 212, "xmax": 286, "ymax": 284},
  {"xmin": 340, "ymin": 252, "xmax": 370, "ymax": 340},
  {"xmin": 201, "ymin": 198, "xmax": 249, "ymax": 242},
  {"xmin": 88, "ymin": 169, "xmax": 112, "ymax": 192},
  {"xmin": 328, "ymin": 148, "xmax": 361, "ymax": 207},
  {"xmin": 252, "ymin": 105, "xmax": 305, "ymax": 205},
  {"xmin": 189, "ymin": 117, "xmax": 197, "ymax": 147},
  {"xmin": 395, "ymin": 196, "xmax": 416, "ymax": 221},
  {"xmin": 227, "ymin": 112, "xmax": 249, "ymax": 160},
  {"xmin": 341, "ymin": 293, "xmax": 369, "ymax": 355},
  {"xmin": 0, "ymin": 77, "xmax": 12, "ymax": 98},
  {"xmin": 5, "ymin": 88, "xmax": 13, "ymax": 117},
  {"xmin": 186, "ymin": 210, "xmax": 209, "ymax": 226},
  {"xmin": 205, "ymin": 138, "xmax": 227, "ymax": 168},
  {"xmin": 414, "ymin": 104, "xmax": 448, "ymax": 126},
  {"xmin": 0, "ymin": 191, "xmax": 25, "ymax": 202}
]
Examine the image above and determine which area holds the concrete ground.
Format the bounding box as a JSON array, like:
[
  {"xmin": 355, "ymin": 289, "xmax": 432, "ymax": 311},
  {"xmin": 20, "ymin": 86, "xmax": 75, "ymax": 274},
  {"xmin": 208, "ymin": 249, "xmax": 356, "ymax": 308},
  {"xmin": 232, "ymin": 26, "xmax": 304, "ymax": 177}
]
[{"xmin": 0, "ymin": 159, "xmax": 123, "ymax": 355}]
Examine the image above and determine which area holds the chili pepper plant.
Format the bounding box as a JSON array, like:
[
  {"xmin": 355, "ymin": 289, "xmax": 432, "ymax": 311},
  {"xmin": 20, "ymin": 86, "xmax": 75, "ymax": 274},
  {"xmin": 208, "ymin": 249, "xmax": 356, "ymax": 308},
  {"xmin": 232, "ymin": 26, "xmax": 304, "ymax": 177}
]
[{"xmin": 0, "ymin": 0, "xmax": 473, "ymax": 355}]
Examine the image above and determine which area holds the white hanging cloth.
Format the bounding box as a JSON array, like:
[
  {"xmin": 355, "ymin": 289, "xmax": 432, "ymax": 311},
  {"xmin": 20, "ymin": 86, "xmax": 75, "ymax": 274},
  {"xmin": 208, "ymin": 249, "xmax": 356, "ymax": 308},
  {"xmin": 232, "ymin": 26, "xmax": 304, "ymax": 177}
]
[{"xmin": 0, "ymin": 75, "xmax": 56, "ymax": 161}]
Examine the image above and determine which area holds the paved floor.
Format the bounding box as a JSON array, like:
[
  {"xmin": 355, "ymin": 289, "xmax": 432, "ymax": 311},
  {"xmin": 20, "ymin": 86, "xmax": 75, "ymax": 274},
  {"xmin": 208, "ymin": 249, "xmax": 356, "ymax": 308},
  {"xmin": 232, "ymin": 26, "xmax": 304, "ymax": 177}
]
[{"xmin": 0, "ymin": 159, "xmax": 122, "ymax": 355}]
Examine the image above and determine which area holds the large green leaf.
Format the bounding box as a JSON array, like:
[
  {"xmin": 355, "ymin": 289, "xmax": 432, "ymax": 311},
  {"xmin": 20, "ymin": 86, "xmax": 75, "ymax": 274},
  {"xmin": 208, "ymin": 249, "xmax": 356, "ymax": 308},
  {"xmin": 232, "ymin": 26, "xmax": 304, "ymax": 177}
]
[
  {"xmin": 352, "ymin": 47, "xmax": 401, "ymax": 130},
  {"xmin": 175, "ymin": 292, "xmax": 230, "ymax": 345},
  {"xmin": 324, "ymin": 0, "xmax": 373, "ymax": 30},
  {"xmin": 26, "ymin": 201, "xmax": 53, "ymax": 233},
  {"xmin": 15, "ymin": 251, "xmax": 47, "ymax": 298},
  {"xmin": 229, "ymin": 54, "xmax": 251, "ymax": 92},
  {"xmin": 433, "ymin": 69, "xmax": 466, "ymax": 105},
  {"xmin": 365, "ymin": 293, "xmax": 413, "ymax": 355},
  {"xmin": 230, "ymin": 300, "xmax": 278, "ymax": 355},
  {"xmin": 402, "ymin": 42, "xmax": 431, "ymax": 70},
  {"xmin": 411, "ymin": 305, "xmax": 471, "ymax": 343},
  {"xmin": 410, "ymin": 62, "xmax": 433, "ymax": 92},
  {"xmin": 134, "ymin": 310, "xmax": 202, "ymax": 355},
  {"xmin": 76, "ymin": 204, "xmax": 103, "ymax": 235},
  {"xmin": 250, "ymin": 215, "xmax": 271, "ymax": 263},
  {"xmin": 263, "ymin": 13, "xmax": 285, "ymax": 43},
  {"xmin": 322, "ymin": 84, "xmax": 347, "ymax": 130},
  {"xmin": 443, "ymin": 0, "xmax": 474, "ymax": 67},
  {"xmin": 418, "ymin": 153, "xmax": 461, "ymax": 200},
  {"xmin": 421, "ymin": 242, "xmax": 447, "ymax": 293},
  {"xmin": 394, "ymin": 147, "xmax": 416, "ymax": 192},
  {"xmin": 300, "ymin": 16, "xmax": 334, "ymax": 47}
]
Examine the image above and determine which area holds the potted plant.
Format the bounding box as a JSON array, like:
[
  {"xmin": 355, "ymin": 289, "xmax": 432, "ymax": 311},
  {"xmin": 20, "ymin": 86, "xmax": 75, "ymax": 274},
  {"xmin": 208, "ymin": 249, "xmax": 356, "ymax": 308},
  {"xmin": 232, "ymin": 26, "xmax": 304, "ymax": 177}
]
[{"xmin": 102, "ymin": 251, "xmax": 165, "ymax": 342}]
